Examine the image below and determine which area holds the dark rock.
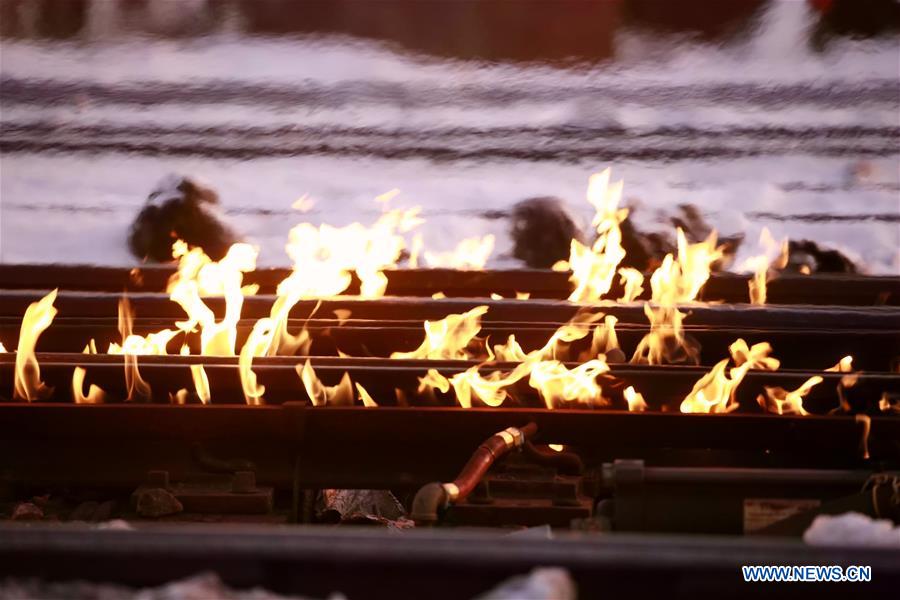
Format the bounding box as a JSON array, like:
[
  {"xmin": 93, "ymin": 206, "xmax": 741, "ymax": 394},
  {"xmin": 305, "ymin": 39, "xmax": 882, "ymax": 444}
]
[
  {"xmin": 69, "ymin": 500, "xmax": 99, "ymax": 522},
  {"xmin": 128, "ymin": 175, "xmax": 238, "ymax": 262},
  {"xmin": 510, "ymin": 197, "xmax": 582, "ymax": 269},
  {"xmin": 11, "ymin": 502, "xmax": 43, "ymax": 521},
  {"xmin": 786, "ymin": 240, "xmax": 858, "ymax": 274},
  {"xmin": 133, "ymin": 487, "xmax": 183, "ymax": 518}
]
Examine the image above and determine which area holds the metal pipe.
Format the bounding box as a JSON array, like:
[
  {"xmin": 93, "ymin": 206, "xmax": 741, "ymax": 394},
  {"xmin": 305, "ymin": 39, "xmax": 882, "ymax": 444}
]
[
  {"xmin": 1, "ymin": 264, "xmax": 897, "ymax": 305},
  {"xmin": 411, "ymin": 422, "xmax": 537, "ymax": 524}
]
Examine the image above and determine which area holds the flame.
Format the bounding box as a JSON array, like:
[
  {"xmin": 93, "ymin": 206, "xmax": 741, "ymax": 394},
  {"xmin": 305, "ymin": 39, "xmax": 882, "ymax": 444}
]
[
  {"xmin": 742, "ymin": 228, "xmax": 788, "ymax": 305},
  {"xmin": 680, "ymin": 359, "xmax": 746, "ymax": 414},
  {"xmin": 567, "ymin": 169, "xmax": 628, "ymax": 302},
  {"xmin": 624, "ymin": 385, "xmax": 647, "ymax": 412},
  {"xmin": 491, "ymin": 293, "xmax": 503, "ymax": 300},
  {"xmin": 292, "ymin": 194, "xmax": 315, "ymax": 212},
  {"xmin": 356, "ymin": 382, "xmax": 378, "ymax": 407},
  {"xmin": 297, "ymin": 359, "xmax": 354, "ymax": 406},
  {"xmin": 12, "ymin": 289, "xmax": 57, "ymax": 402},
  {"xmin": 757, "ymin": 375, "xmax": 821, "ymax": 416},
  {"xmin": 729, "ymin": 339, "xmax": 780, "ymax": 371},
  {"xmin": 516, "ymin": 292, "xmax": 531, "ymax": 300},
  {"xmin": 72, "ymin": 343, "xmax": 105, "ymax": 405},
  {"xmin": 826, "ymin": 356, "xmax": 853, "ymax": 372},
  {"xmin": 278, "ymin": 206, "xmax": 423, "ymax": 299},
  {"xmin": 431, "ymin": 292, "xmax": 446, "ymax": 299},
  {"xmin": 855, "ymin": 414, "xmax": 871, "ymax": 459},
  {"xmin": 618, "ymin": 268, "xmax": 645, "ymax": 302},
  {"xmin": 548, "ymin": 444, "xmax": 564, "ymax": 452},
  {"xmin": 239, "ymin": 318, "xmax": 275, "ymax": 405},
  {"xmin": 167, "ymin": 241, "xmax": 258, "ymax": 356},
  {"xmin": 114, "ymin": 297, "xmax": 152, "ymax": 402},
  {"xmin": 448, "ymin": 363, "xmax": 532, "ymax": 408},
  {"xmin": 0, "ymin": 342, "xmax": 6, "ymax": 352},
  {"xmin": 529, "ymin": 358, "xmax": 610, "ymax": 409},
  {"xmin": 418, "ymin": 368, "xmax": 451, "ymax": 395},
  {"xmin": 650, "ymin": 229, "xmax": 723, "ymax": 305},
  {"xmin": 424, "ymin": 235, "xmax": 495, "ymax": 270},
  {"xmin": 180, "ymin": 344, "xmax": 210, "ymax": 404},
  {"xmin": 583, "ymin": 315, "xmax": 620, "ymax": 360},
  {"xmin": 631, "ymin": 303, "xmax": 699, "ymax": 365},
  {"xmin": 391, "ymin": 306, "xmax": 489, "ymax": 360}
]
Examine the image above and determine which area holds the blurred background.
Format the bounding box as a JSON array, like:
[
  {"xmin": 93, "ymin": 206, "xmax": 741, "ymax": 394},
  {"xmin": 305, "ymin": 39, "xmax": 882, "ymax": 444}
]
[{"xmin": 0, "ymin": 0, "xmax": 897, "ymax": 271}]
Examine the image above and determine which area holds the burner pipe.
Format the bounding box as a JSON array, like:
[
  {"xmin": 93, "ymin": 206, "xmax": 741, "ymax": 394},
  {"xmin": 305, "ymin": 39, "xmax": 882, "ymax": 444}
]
[{"xmin": 411, "ymin": 422, "xmax": 538, "ymax": 525}]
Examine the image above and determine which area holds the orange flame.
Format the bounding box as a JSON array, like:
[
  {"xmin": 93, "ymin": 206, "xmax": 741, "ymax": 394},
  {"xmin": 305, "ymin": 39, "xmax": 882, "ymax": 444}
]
[
  {"xmin": 528, "ymin": 358, "xmax": 610, "ymax": 409},
  {"xmin": 742, "ymin": 228, "xmax": 788, "ymax": 305},
  {"xmin": 391, "ymin": 306, "xmax": 489, "ymax": 360},
  {"xmin": 424, "ymin": 235, "xmax": 495, "ymax": 270},
  {"xmin": 618, "ymin": 267, "xmax": 645, "ymax": 302},
  {"xmin": 179, "ymin": 344, "xmax": 211, "ymax": 404},
  {"xmin": 278, "ymin": 205, "xmax": 423, "ymax": 299},
  {"xmin": 567, "ymin": 169, "xmax": 628, "ymax": 302},
  {"xmin": 757, "ymin": 375, "xmax": 821, "ymax": 415},
  {"xmin": 239, "ymin": 318, "xmax": 275, "ymax": 405},
  {"xmin": 297, "ymin": 359, "xmax": 354, "ymax": 406},
  {"xmin": 680, "ymin": 359, "xmax": 746, "ymax": 414},
  {"xmin": 631, "ymin": 304, "xmax": 699, "ymax": 365},
  {"xmin": 624, "ymin": 385, "xmax": 647, "ymax": 412},
  {"xmin": 72, "ymin": 342, "xmax": 105, "ymax": 404},
  {"xmin": 13, "ymin": 289, "xmax": 57, "ymax": 402},
  {"xmin": 168, "ymin": 241, "xmax": 258, "ymax": 356},
  {"xmin": 114, "ymin": 297, "xmax": 153, "ymax": 402}
]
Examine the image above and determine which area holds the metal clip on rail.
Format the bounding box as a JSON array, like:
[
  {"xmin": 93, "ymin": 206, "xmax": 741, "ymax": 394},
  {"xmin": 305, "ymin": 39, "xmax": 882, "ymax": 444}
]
[{"xmin": 411, "ymin": 422, "xmax": 537, "ymax": 525}]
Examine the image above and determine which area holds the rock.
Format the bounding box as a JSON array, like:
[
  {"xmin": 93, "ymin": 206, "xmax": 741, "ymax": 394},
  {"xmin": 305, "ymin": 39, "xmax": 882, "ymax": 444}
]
[
  {"xmin": 11, "ymin": 502, "xmax": 43, "ymax": 521},
  {"xmin": 786, "ymin": 240, "xmax": 858, "ymax": 274},
  {"xmin": 128, "ymin": 175, "xmax": 238, "ymax": 262},
  {"xmin": 133, "ymin": 487, "xmax": 183, "ymax": 518},
  {"xmin": 510, "ymin": 197, "xmax": 582, "ymax": 268}
]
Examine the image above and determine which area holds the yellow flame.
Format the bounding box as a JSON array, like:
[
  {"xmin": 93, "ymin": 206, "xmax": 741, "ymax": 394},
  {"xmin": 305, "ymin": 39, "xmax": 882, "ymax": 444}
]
[
  {"xmin": 729, "ymin": 338, "xmax": 780, "ymax": 371},
  {"xmin": 680, "ymin": 359, "xmax": 747, "ymax": 414},
  {"xmin": 618, "ymin": 267, "xmax": 645, "ymax": 302},
  {"xmin": 72, "ymin": 343, "xmax": 105, "ymax": 405},
  {"xmin": 624, "ymin": 385, "xmax": 647, "ymax": 412},
  {"xmin": 583, "ymin": 315, "xmax": 620, "ymax": 360},
  {"xmin": 650, "ymin": 229, "xmax": 723, "ymax": 305},
  {"xmin": 631, "ymin": 303, "xmax": 699, "ymax": 365},
  {"xmin": 548, "ymin": 444, "xmax": 564, "ymax": 452},
  {"xmin": 114, "ymin": 297, "xmax": 152, "ymax": 402},
  {"xmin": 391, "ymin": 306, "xmax": 489, "ymax": 360},
  {"xmin": 356, "ymin": 382, "xmax": 378, "ymax": 407},
  {"xmin": 567, "ymin": 169, "xmax": 629, "ymax": 302},
  {"xmin": 179, "ymin": 344, "xmax": 210, "ymax": 404},
  {"xmin": 297, "ymin": 359, "xmax": 354, "ymax": 406},
  {"xmin": 742, "ymin": 228, "xmax": 788, "ymax": 305},
  {"xmin": 757, "ymin": 375, "xmax": 821, "ymax": 415},
  {"xmin": 239, "ymin": 317, "xmax": 275, "ymax": 405},
  {"xmin": 418, "ymin": 368, "xmax": 451, "ymax": 395},
  {"xmin": 0, "ymin": 342, "xmax": 6, "ymax": 352},
  {"xmin": 278, "ymin": 206, "xmax": 423, "ymax": 299},
  {"xmin": 167, "ymin": 241, "xmax": 258, "ymax": 356},
  {"xmin": 826, "ymin": 356, "xmax": 854, "ymax": 372},
  {"xmin": 424, "ymin": 235, "xmax": 495, "ymax": 270},
  {"xmin": 13, "ymin": 289, "xmax": 57, "ymax": 402},
  {"xmin": 529, "ymin": 358, "xmax": 610, "ymax": 409},
  {"xmin": 516, "ymin": 292, "xmax": 531, "ymax": 300},
  {"xmin": 292, "ymin": 194, "xmax": 315, "ymax": 212}
]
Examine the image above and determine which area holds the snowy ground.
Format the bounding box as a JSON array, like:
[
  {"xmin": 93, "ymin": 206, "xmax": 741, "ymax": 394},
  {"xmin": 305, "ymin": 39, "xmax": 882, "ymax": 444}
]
[{"xmin": 1, "ymin": 0, "xmax": 898, "ymax": 272}]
